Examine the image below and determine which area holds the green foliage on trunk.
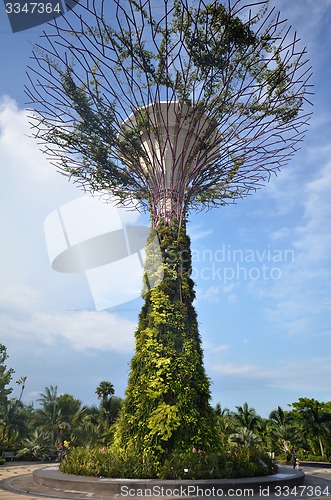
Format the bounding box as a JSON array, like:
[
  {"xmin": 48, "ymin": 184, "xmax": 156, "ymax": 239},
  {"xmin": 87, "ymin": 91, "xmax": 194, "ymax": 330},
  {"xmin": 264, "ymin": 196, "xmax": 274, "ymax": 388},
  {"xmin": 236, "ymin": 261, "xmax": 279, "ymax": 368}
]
[{"xmin": 113, "ymin": 222, "xmax": 218, "ymax": 465}]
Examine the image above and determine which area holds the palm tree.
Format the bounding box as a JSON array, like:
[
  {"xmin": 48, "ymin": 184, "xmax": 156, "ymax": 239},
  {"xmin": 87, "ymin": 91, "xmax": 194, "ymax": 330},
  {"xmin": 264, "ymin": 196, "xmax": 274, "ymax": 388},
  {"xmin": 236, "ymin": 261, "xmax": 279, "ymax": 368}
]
[
  {"xmin": 95, "ymin": 382, "xmax": 122, "ymax": 430},
  {"xmin": 214, "ymin": 404, "xmax": 233, "ymax": 449},
  {"xmin": 37, "ymin": 385, "xmax": 58, "ymax": 407},
  {"xmin": 56, "ymin": 393, "xmax": 84, "ymax": 435},
  {"xmin": 256, "ymin": 418, "xmax": 270, "ymax": 452},
  {"xmin": 0, "ymin": 399, "xmax": 28, "ymax": 449},
  {"xmin": 269, "ymin": 406, "xmax": 298, "ymax": 460},
  {"xmin": 71, "ymin": 420, "xmax": 104, "ymax": 448},
  {"xmin": 16, "ymin": 376, "xmax": 27, "ymax": 402},
  {"xmin": 231, "ymin": 427, "xmax": 260, "ymax": 448},
  {"xmin": 34, "ymin": 385, "xmax": 63, "ymax": 445},
  {"xmin": 234, "ymin": 403, "xmax": 260, "ymax": 432},
  {"xmin": 95, "ymin": 381, "xmax": 115, "ymax": 402},
  {"xmin": 290, "ymin": 399, "xmax": 331, "ymax": 457}
]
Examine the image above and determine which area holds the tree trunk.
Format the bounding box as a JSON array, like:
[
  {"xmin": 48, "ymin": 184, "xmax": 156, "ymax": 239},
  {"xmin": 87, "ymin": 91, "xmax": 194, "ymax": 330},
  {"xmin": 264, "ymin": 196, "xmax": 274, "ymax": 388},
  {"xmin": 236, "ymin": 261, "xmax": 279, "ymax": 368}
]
[
  {"xmin": 318, "ymin": 435, "xmax": 324, "ymax": 457},
  {"xmin": 113, "ymin": 220, "xmax": 218, "ymax": 465}
]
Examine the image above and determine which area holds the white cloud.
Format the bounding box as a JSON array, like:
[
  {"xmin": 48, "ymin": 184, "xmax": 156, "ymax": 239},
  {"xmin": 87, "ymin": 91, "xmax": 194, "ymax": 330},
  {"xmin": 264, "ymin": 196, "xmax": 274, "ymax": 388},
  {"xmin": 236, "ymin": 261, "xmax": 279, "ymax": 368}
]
[
  {"xmin": 0, "ymin": 284, "xmax": 40, "ymax": 315},
  {"xmin": 266, "ymin": 357, "xmax": 331, "ymax": 392},
  {"xmin": 196, "ymin": 282, "xmax": 237, "ymax": 304},
  {"xmin": 0, "ymin": 97, "xmax": 148, "ymax": 311},
  {"xmin": 190, "ymin": 225, "xmax": 214, "ymax": 241},
  {"xmin": 211, "ymin": 356, "xmax": 331, "ymax": 393},
  {"xmin": 0, "ymin": 96, "xmax": 81, "ymax": 291},
  {"xmin": 204, "ymin": 286, "xmax": 221, "ymax": 302},
  {"xmin": 203, "ymin": 341, "xmax": 229, "ymax": 354},
  {"xmin": 0, "ymin": 284, "xmax": 136, "ymax": 353},
  {"xmin": 275, "ymin": 0, "xmax": 331, "ymax": 82},
  {"xmin": 0, "ymin": 96, "xmax": 60, "ymax": 185},
  {"xmin": 264, "ymin": 154, "xmax": 331, "ymax": 335},
  {"xmin": 297, "ymin": 160, "xmax": 331, "ymax": 260},
  {"xmin": 0, "ymin": 97, "xmax": 140, "ymax": 356},
  {"xmin": 239, "ymin": 110, "xmax": 331, "ymax": 338},
  {"xmin": 212, "ymin": 362, "xmax": 257, "ymax": 376}
]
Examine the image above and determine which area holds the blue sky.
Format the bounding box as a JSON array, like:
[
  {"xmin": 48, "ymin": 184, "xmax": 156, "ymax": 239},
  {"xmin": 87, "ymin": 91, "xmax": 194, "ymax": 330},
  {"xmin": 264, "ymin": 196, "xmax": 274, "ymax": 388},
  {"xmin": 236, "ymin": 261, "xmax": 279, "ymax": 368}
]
[{"xmin": 0, "ymin": 0, "xmax": 330, "ymax": 418}]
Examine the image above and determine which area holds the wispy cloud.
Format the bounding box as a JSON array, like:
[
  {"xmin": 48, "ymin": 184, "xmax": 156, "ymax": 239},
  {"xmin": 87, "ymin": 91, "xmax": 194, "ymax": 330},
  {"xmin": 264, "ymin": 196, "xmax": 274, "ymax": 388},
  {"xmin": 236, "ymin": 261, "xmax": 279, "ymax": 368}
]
[
  {"xmin": 0, "ymin": 284, "xmax": 136, "ymax": 353},
  {"xmin": 196, "ymin": 283, "xmax": 237, "ymax": 304},
  {"xmin": 275, "ymin": 0, "xmax": 331, "ymax": 78},
  {"xmin": 263, "ymin": 150, "xmax": 331, "ymax": 336},
  {"xmin": 189, "ymin": 225, "xmax": 214, "ymax": 241},
  {"xmin": 0, "ymin": 96, "xmax": 62, "ymax": 185},
  {"xmin": 212, "ymin": 362, "xmax": 257, "ymax": 376},
  {"xmin": 0, "ymin": 97, "xmax": 139, "ymax": 355},
  {"xmin": 203, "ymin": 341, "xmax": 229, "ymax": 354},
  {"xmin": 211, "ymin": 356, "xmax": 331, "ymax": 393}
]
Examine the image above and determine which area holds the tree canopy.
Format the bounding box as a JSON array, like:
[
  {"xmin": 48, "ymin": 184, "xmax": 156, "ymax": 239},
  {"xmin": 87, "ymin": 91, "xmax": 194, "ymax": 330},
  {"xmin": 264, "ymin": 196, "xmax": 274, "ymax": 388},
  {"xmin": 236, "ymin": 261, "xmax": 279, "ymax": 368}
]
[{"xmin": 26, "ymin": 0, "xmax": 312, "ymax": 226}]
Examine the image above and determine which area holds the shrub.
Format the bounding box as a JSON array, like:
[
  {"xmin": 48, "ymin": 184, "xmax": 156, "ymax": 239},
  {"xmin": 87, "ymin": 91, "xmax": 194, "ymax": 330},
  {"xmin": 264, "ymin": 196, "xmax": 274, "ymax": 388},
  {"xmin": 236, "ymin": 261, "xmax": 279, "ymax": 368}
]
[
  {"xmin": 60, "ymin": 446, "xmax": 277, "ymax": 480},
  {"xmin": 60, "ymin": 447, "xmax": 158, "ymax": 478},
  {"xmin": 300, "ymin": 453, "xmax": 325, "ymax": 462}
]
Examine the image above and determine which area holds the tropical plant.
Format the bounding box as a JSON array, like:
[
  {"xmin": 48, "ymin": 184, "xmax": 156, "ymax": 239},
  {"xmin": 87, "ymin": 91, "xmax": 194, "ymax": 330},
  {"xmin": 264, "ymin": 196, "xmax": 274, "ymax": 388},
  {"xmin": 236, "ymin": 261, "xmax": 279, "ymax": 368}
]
[
  {"xmin": 56, "ymin": 393, "xmax": 85, "ymax": 433},
  {"xmin": 234, "ymin": 402, "xmax": 261, "ymax": 432},
  {"xmin": 0, "ymin": 344, "xmax": 14, "ymax": 414},
  {"xmin": 290, "ymin": 398, "xmax": 331, "ymax": 457},
  {"xmin": 16, "ymin": 428, "xmax": 53, "ymax": 460},
  {"xmin": 231, "ymin": 426, "xmax": 261, "ymax": 448},
  {"xmin": 214, "ymin": 404, "xmax": 234, "ymax": 448},
  {"xmin": 0, "ymin": 399, "xmax": 33, "ymax": 450},
  {"xmin": 34, "ymin": 385, "xmax": 64, "ymax": 445},
  {"xmin": 16, "ymin": 376, "xmax": 27, "ymax": 403},
  {"xmin": 70, "ymin": 420, "xmax": 105, "ymax": 448},
  {"xmin": 0, "ymin": 344, "xmax": 15, "ymax": 451},
  {"xmin": 268, "ymin": 406, "xmax": 299, "ymax": 460},
  {"xmin": 95, "ymin": 381, "xmax": 122, "ymax": 428},
  {"xmin": 95, "ymin": 381, "xmax": 115, "ymax": 401}
]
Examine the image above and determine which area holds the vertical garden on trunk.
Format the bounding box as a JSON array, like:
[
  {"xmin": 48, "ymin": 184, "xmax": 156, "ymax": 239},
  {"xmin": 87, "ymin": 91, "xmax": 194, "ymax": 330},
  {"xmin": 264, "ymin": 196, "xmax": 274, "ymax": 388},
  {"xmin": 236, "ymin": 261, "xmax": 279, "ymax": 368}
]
[{"xmin": 113, "ymin": 223, "xmax": 218, "ymax": 465}]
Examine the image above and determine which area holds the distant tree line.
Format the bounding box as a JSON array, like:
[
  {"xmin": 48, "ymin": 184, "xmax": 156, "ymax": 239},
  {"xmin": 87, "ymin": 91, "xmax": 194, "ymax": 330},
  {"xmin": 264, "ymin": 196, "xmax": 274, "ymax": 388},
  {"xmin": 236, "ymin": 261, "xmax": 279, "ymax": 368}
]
[{"xmin": 1, "ymin": 343, "xmax": 330, "ymax": 462}]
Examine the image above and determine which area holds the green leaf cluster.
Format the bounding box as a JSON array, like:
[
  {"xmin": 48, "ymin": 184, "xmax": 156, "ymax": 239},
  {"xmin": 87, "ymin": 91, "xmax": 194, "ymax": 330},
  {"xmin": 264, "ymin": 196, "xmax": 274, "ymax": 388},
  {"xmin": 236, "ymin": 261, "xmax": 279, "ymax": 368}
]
[
  {"xmin": 113, "ymin": 222, "xmax": 218, "ymax": 464},
  {"xmin": 27, "ymin": 0, "xmax": 312, "ymax": 217},
  {"xmin": 60, "ymin": 444, "xmax": 276, "ymax": 479}
]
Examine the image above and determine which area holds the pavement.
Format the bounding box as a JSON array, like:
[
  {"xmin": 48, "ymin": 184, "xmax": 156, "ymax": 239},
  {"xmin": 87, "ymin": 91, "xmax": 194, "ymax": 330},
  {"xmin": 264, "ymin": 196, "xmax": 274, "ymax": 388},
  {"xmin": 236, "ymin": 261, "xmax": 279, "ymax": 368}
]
[
  {"xmin": 0, "ymin": 462, "xmax": 58, "ymax": 500},
  {"xmin": 0, "ymin": 461, "xmax": 330, "ymax": 500}
]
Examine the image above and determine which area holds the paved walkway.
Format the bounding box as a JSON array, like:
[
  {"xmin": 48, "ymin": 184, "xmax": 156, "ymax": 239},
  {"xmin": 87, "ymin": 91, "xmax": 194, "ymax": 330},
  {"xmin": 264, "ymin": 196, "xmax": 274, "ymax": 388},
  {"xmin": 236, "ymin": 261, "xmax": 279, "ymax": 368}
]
[
  {"xmin": 0, "ymin": 462, "xmax": 331, "ymax": 499},
  {"xmin": 0, "ymin": 462, "xmax": 57, "ymax": 500}
]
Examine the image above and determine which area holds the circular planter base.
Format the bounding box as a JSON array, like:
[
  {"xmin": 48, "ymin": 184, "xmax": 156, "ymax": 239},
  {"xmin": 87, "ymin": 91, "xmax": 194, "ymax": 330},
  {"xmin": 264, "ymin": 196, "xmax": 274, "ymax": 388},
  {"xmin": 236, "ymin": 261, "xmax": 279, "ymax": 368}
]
[{"xmin": 33, "ymin": 465, "xmax": 304, "ymax": 497}]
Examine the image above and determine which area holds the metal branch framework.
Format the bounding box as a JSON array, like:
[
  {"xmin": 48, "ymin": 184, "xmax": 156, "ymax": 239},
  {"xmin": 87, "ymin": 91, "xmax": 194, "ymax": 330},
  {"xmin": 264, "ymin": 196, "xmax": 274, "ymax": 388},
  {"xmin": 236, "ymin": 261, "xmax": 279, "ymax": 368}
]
[{"xmin": 26, "ymin": 0, "xmax": 313, "ymax": 227}]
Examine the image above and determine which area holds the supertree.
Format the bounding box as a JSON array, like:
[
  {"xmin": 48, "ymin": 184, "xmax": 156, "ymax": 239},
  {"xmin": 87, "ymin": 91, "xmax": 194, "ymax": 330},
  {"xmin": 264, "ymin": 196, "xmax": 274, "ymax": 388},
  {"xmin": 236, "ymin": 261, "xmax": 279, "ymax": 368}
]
[{"xmin": 26, "ymin": 0, "xmax": 312, "ymax": 471}]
